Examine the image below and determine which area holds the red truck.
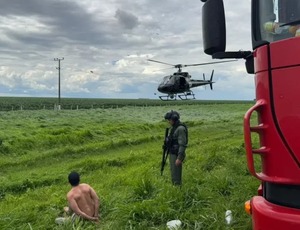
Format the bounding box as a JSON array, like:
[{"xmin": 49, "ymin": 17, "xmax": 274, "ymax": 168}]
[{"xmin": 201, "ymin": 0, "xmax": 300, "ymax": 229}]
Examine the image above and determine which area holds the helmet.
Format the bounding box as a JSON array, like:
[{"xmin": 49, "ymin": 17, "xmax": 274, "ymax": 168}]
[{"xmin": 164, "ymin": 110, "xmax": 180, "ymax": 121}]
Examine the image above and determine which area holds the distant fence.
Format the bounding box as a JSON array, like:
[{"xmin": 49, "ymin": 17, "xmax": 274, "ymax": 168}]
[
  {"xmin": 0, "ymin": 97, "xmax": 254, "ymax": 111},
  {"xmin": 8, "ymin": 104, "xmax": 132, "ymax": 111}
]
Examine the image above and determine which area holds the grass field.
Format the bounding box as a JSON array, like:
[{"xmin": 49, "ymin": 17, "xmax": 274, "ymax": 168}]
[{"xmin": 0, "ymin": 101, "xmax": 259, "ymax": 229}]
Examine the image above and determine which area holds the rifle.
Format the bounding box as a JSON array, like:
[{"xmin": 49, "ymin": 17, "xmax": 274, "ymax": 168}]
[{"xmin": 161, "ymin": 127, "xmax": 169, "ymax": 176}]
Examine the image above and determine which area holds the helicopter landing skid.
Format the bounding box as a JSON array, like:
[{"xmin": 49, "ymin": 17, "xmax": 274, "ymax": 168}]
[
  {"xmin": 159, "ymin": 91, "xmax": 195, "ymax": 101},
  {"xmin": 178, "ymin": 91, "xmax": 195, "ymax": 100},
  {"xmin": 159, "ymin": 95, "xmax": 177, "ymax": 101}
]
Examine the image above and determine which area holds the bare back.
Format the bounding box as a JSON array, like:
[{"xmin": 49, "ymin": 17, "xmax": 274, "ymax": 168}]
[{"xmin": 67, "ymin": 183, "xmax": 99, "ymax": 220}]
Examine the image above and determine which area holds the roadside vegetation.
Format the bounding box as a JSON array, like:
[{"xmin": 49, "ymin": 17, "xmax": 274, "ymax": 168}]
[{"xmin": 0, "ymin": 100, "xmax": 258, "ymax": 229}]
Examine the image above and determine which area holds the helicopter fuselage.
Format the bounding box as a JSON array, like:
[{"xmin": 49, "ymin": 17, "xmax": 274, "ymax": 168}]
[{"xmin": 157, "ymin": 74, "xmax": 190, "ymax": 94}]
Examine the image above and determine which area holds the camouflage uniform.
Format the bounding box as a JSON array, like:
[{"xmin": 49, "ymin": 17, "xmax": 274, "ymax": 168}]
[{"xmin": 165, "ymin": 111, "xmax": 188, "ymax": 185}]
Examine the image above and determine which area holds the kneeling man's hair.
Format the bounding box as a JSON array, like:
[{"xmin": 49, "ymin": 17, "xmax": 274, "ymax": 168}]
[{"xmin": 68, "ymin": 171, "xmax": 80, "ymax": 186}]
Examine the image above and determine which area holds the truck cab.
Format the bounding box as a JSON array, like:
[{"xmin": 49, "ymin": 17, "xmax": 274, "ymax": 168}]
[{"xmin": 201, "ymin": 0, "xmax": 300, "ymax": 229}]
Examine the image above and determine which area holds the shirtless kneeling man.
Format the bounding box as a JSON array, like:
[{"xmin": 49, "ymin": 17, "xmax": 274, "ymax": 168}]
[{"xmin": 56, "ymin": 171, "xmax": 100, "ymax": 224}]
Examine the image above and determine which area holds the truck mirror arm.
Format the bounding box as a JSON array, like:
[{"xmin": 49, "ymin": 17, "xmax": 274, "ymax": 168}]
[
  {"xmin": 212, "ymin": 51, "xmax": 252, "ymax": 60},
  {"xmin": 212, "ymin": 51, "xmax": 254, "ymax": 74}
]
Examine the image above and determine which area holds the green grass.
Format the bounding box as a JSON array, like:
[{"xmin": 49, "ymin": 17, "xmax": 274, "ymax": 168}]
[{"xmin": 0, "ymin": 102, "xmax": 258, "ymax": 229}]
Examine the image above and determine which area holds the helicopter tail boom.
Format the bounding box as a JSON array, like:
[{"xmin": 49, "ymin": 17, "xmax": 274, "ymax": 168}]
[{"xmin": 190, "ymin": 70, "xmax": 214, "ymax": 90}]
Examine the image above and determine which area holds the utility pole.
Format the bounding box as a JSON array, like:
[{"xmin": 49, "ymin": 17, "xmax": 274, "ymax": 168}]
[{"xmin": 54, "ymin": 57, "xmax": 64, "ymax": 110}]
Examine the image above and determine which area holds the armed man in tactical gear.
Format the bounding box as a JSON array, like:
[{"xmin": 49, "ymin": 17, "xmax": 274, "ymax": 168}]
[{"xmin": 164, "ymin": 110, "xmax": 188, "ymax": 186}]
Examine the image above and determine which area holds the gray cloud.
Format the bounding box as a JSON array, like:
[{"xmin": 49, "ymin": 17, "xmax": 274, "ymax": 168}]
[{"xmin": 115, "ymin": 9, "xmax": 139, "ymax": 30}]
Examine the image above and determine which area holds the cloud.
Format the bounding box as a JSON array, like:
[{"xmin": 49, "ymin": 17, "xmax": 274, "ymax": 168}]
[
  {"xmin": 115, "ymin": 9, "xmax": 139, "ymax": 30},
  {"xmin": 0, "ymin": 0, "xmax": 254, "ymax": 100}
]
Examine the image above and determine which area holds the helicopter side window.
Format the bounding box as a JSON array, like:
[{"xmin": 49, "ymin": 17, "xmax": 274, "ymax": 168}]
[{"xmin": 179, "ymin": 77, "xmax": 186, "ymax": 88}]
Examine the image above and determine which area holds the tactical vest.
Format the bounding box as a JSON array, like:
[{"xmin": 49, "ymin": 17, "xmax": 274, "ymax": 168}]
[{"xmin": 168, "ymin": 122, "xmax": 188, "ymax": 154}]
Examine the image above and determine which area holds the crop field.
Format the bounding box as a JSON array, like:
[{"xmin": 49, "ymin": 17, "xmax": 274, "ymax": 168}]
[
  {"xmin": 0, "ymin": 100, "xmax": 259, "ymax": 229},
  {"xmin": 0, "ymin": 97, "xmax": 253, "ymax": 111}
]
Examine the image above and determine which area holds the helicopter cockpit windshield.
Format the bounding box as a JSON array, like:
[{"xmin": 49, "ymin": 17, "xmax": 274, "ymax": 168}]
[
  {"xmin": 160, "ymin": 75, "xmax": 175, "ymax": 85},
  {"xmin": 259, "ymin": 0, "xmax": 300, "ymax": 42}
]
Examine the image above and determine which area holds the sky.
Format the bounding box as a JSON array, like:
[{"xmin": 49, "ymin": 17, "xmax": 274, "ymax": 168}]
[{"xmin": 0, "ymin": 0, "xmax": 254, "ymax": 100}]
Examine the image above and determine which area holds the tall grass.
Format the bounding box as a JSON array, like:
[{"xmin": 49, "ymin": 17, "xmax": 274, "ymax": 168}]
[{"xmin": 0, "ymin": 103, "xmax": 257, "ymax": 229}]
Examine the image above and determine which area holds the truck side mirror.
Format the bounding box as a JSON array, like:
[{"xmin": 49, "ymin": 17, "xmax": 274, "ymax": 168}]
[
  {"xmin": 202, "ymin": 0, "xmax": 226, "ymax": 55},
  {"xmin": 245, "ymin": 54, "xmax": 254, "ymax": 74}
]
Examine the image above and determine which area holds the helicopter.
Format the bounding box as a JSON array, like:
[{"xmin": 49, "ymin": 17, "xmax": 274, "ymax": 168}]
[{"xmin": 148, "ymin": 59, "xmax": 237, "ymax": 100}]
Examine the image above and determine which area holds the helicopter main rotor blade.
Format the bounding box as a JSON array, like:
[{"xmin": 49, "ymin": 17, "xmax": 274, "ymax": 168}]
[
  {"xmin": 183, "ymin": 59, "xmax": 237, "ymax": 67},
  {"xmin": 147, "ymin": 59, "xmax": 174, "ymax": 66},
  {"xmin": 152, "ymin": 66, "xmax": 174, "ymax": 72}
]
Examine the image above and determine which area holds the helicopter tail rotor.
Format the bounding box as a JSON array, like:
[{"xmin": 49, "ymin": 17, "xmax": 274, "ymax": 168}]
[
  {"xmin": 209, "ymin": 70, "xmax": 214, "ymax": 90},
  {"xmin": 202, "ymin": 73, "xmax": 207, "ymax": 89},
  {"xmin": 210, "ymin": 70, "xmax": 214, "ymax": 81}
]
